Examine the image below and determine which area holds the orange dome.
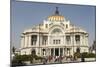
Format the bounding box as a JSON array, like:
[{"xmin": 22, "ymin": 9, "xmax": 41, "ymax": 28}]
[
  {"xmin": 47, "ymin": 15, "xmax": 66, "ymax": 21},
  {"xmin": 47, "ymin": 7, "xmax": 66, "ymax": 22}
]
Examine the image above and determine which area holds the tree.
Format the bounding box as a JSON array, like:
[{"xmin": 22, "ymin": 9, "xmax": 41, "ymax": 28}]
[
  {"xmin": 12, "ymin": 46, "xmax": 16, "ymax": 54},
  {"xmin": 92, "ymin": 40, "xmax": 96, "ymax": 50},
  {"xmin": 76, "ymin": 47, "xmax": 80, "ymax": 53}
]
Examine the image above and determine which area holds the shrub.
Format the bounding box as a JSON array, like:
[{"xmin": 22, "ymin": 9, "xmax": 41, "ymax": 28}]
[
  {"xmin": 12, "ymin": 54, "xmax": 44, "ymax": 64},
  {"xmin": 74, "ymin": 52, "xmax": 96, "ymax": 58},
  {"xmin": 74, "ymin": 52, "xmax": 81, "ymax": 58}
]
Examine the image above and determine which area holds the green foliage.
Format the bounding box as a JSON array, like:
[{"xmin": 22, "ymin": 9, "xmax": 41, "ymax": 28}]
[
  {"xmin": 16, "ymin": 55, "xmax": 32, "ymax": 61},
  {"xmin": 74, "ymin": 52, "xmax": 96, "ymax": 58},
  {"xmin": 35, "ymin": 56, "xmax": 44, "ymax": 60},
  {"xmin": 12, "ymin": 54, "xmax": 44, "ymax": 64},
  {"xmin": 81, "ymin": 52, "xmax": 96, "ymax": 58},
  {"xmin": 74, "ymin": 52, "xmax": 81, "ymax": 58},
  {"xmin": 12, "ymin": 46, "xmax": 16, "ymax": 54}
]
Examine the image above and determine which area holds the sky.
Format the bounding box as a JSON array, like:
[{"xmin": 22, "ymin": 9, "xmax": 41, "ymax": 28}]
[{"xmin": 11, "ymin": 0, "xmax": 96, "ymax": 49}]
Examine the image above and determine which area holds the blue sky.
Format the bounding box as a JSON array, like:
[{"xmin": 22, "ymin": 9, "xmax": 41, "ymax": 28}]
[{"xmin": 11, "ymin": 0, "xmax": 96, "ymax": 48}]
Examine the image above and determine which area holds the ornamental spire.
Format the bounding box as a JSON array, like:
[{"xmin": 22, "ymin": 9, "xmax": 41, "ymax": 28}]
[{"xmin": 55, "ymin": 7, "xmax": 59, "ymax": 15}]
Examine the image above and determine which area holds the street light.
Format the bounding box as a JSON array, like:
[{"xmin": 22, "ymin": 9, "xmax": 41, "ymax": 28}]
[
  {"xmin": 73, "ymin": 25, "xmax": 75, "ymax": 60},
  {"xmin": 38, "ymin": 24, "xmax": 41, "ymax": 56}
]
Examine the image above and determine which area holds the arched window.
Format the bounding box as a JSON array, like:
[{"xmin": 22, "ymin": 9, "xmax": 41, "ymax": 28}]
[
  {"xmin": 76, "ymin": 48, "xmax": 80, "ymax": 53},
  {"xmin": 31, "ymin": 35, "xmax": 37, "ymax": 45},
  {"xmin": 45, "ymin": 24, "xmax": 48, "ymax": 28},
  {"xmin": 75, "ymin": 35, "xmax": 80, "ymax": 41},
  {"xmin": 51, "ymin": 28, "xmax": 62, "ymax": 34},
  {"xmin": 75, "ymin": 35, "xmax": 80, "ymax": 44},
  {"xmin": 66, "ymin": 24, "xmax": 68, "ymax": 28},
  {"xmin": 42, "ymin": 49, "xmax": 46, "ymax": 56},
  {"xmin": 31, "ymin": 49, "xmax": 36, "ymax": 56},
  {"xmin": 66, "ymin": 36, "xmax": 71, "ymax": 45}
]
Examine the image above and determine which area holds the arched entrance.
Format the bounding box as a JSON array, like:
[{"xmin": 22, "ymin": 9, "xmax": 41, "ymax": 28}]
[
  {"xmin": 76, "ymin": 47, "xmax": 80, "ymax": 53},
  {"xmin": 55, "ymin": 48, "xmax": 59, "ymax": 56},
  {"xmin": 31, "ymin": 49, "xmax": 36, "ymax": 56},
  {"xmin": 49, "ymin": 25, "xmax": 65, "ymax": 57}
]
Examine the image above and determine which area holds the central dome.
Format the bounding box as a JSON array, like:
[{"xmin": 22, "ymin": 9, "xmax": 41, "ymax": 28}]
[
  {"xmin": 47, "ymin": 7, "xmax": 66, "ymax": 22},
  {"xmin": 47, "ymin": 15, "xmax": 65, "ymax": 22}
]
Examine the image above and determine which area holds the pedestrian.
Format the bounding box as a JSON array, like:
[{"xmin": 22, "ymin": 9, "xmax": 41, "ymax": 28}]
[{"xmin": 81, "ymin": 54, "xmax": 85, "ymax": 62}]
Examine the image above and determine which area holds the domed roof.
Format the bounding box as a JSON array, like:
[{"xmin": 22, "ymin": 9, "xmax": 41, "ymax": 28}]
[
  {"xmin": 47, "ymin": 7, "xmax": 66, "ymax": 22},
  {"xmin": 47, "ymin": 15, "xmax": 65, "ymax": 21}
]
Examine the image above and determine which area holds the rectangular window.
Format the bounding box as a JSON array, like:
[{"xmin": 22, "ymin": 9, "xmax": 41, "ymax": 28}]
[
  {"xmin": 58, "ymin": 40, "xmax": 60, "ymax": 44},
  {"xmin": 42, "ymin": 36, "xmax": 48, "ymax": 45},
  {"xmin": 31, "ymin": 35, "xmax": 37, "ymax": 45},
  {"xmin": 75, "ymin": 35, "xmax": 80, "ymax": 41},
  {"xmin": 45, "ymin": 24, "xmax": 48, "ymax": 28},
  {"xmin": 53, "ymin": 39, "xmax": 60, "ymax": 44},
  {"xmin": 66, "ymin": 36, "xmax": 71, "ymax": 44},
  {"xmin": 66, "ymin": 36, "xmax": 70, "ymax": 41},
  {"xmin": 53, "ymin": 40, "xmax": 55, "ymax": 44},
  {"xmin": 60, "ymin": 48, "xmax": 63, "ymax": 56},
  {"xmin": 75, "ymin": 35, "xmax": 80, "ymax": 44},
  {"xmin": 51, "ymin": 48, "xmax": 54, "ymax": 56},
  {"xmin": 66, "ymin": 24, "xmax": 68, "ymax": 28},
  {"xmin": 56, "ymin": 40, "xmax": 58, "ymax": 44}
]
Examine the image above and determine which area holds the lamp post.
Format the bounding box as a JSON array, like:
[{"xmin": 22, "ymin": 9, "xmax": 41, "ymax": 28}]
[
  {"xmin": 73, "ymin": 25, "xmax": 75, "ymax": 61},
  {"xmin": 38, "ymin": 24, "xmax": 40, "ymax": 56}
]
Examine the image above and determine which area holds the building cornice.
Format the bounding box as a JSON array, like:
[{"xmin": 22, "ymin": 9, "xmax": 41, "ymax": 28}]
[{"xmin": 20, "ymin": 45, "xmax": 89, "ymax": 50}]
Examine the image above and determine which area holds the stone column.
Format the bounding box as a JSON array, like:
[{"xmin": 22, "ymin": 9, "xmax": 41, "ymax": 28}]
[
  {"xmin": 26, "ymin": 35, "xmax": 29, "ymax": 47},
  {"xmin": 40, "ymin": 35, "xmax": 42, "ymax": 45},
  {"xmin": 63, "ymin": 35, "xmax": 66, "ymax": 45},
  {"xmin": 63, "ymin": 48, "xmax": 64, "ymax": 56},
  {"xmin": 46, "ymin": 48, "xmax": 47, "ymax": 56},
  {"xmin": 81, "ymin": 35, "xmax": 84, "ymax": 46},
  {"xmin": 26, "ymin": 35, "xmax": 28, "ymax": 47},
  {"xmin": 84, "ymin": 35, "xmax": 86, "ymax": 46},
  {"xmin": 64, "ymin": 48, "xmax": 66, "ymax": 56},
  {"xmin": 72, "ymin": 34, "xmax": 75, "ymax": 56},
  {"xmin": 28, "ymin": 35, "xmax": 31, "ymax": 47},
  {"xmin": 83, "ymin": 35, "xmax": 85, "ymax": 46},
  {"xmin": 46, "ymin": 48, "xmax": 50, "ymax": 56},
  {"xmin": 85, "ymin": 36, "xmax": 87, "ymax": 46},
  {"xmin": 70, "ymin": 35, "xmax": 73, "ymax": 46},
  {"xmin": 37, "ymin": 34, "xmax": 41, "ymax": 56},
  {"xmin": 27, "ymin": 35, "xmax": 29, "ymax": 47},
  {"xmin": 21, "ymin": 36, "xmax": 24, "ymax": 48},
  {"xmin": 41, "ymin": 48, "xmax": 43, "ymax": 56},
  {"xmin": 65, "ymin": 48, "xmax": 67, "ymax": 56},
  {"xmin": 54, "ymin": 48, "xmax": 55, "ymax": 56},
  {"xmin": 23, "ymin": 36, "xmax": 25, "ymax": 48},
  {"xmin": 37, "ymin": 34, "xmax": 39, "ymax": 46},
  {"xmin": 48, "ymin": 35, "xmax": 50, "ymax": 45},
  {"xmin": 86, "ymin": 36, "xmax": 88, "ymax": 46},
  {"xmin": 49, "ymin": 48, "xmax": 51, "ymax": 56},
  {"xmin": 59, "ymin": 48, "xmax": 60, "ymax": 56},
  {"xmin": 24, "ymin": 35, "xmax": 27, "ymax": 47},
  {"xmin": 80, "ymin": 35, "xmax": 82, "ymax": 46}
]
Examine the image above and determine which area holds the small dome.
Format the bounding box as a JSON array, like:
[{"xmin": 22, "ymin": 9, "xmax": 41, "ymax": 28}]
[
  {"xmin": 47, "ymin": 7, "xmax": 66, "ymax": 22},
  {"xmin": 47, "ymin": 15, "xmax": 66, "ymax": 22}
]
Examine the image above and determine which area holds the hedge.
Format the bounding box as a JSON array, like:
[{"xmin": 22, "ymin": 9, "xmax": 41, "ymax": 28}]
[{"xmin": 74, "ymin": 52, "xmax": 96, "ymax": 58}]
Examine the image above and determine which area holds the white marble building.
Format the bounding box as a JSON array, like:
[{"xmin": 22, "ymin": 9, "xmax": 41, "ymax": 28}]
[{"xmin": 20, "ymin": 7, "xmax": 89, "ymax": 57}]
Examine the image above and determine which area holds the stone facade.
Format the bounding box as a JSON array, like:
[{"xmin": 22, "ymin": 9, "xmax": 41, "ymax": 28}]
[{"xmin": 20, "ymin": 7, "xmax": 89, "ymax": 57}]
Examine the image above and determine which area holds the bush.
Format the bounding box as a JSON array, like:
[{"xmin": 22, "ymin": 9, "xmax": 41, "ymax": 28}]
[
  {"xmin": 14, "ymin": 55, "xmax": 33, "ymax": 61},
  {"xmin": 74, "ymin": 52, "xmax": 96, "ymax": 58},
  {"xmin": 35, "ymin": 56, "xmax": 44, "ymax": 60},
  {"xmin": 12, "ymin": 54, "xmax": 44, "ymax": 65},
  {"xmin": 81, "ymin": 52, "xmax": 96, "ymax": 58},
  {"xmin": 74, "ymin": 52, "xmax": 81, "ymax": 58}
]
